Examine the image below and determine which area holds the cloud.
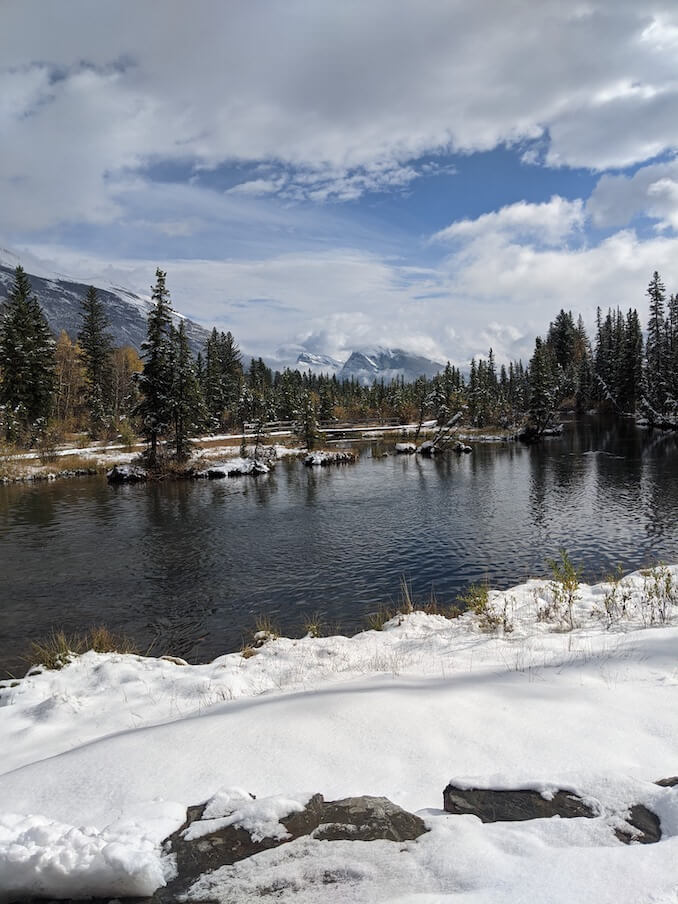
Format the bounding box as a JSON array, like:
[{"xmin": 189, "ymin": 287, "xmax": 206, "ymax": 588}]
[
  {"xmin": 587, "ymin": 156, "xmax": 678, "ymax": 231},
  {"xmin": 16, "ymin": 215, "xmax": 678, "ymax": 373},
  {"xmin": 2, "ymin": 1, "xmax": 678, "ymax": 230},
  {"xmin": 432, "ymin": 197, "xmax": 587, "ymax": 246},
  {"xmin": 227, "ymin": 178, "xmax": 286, "ymax": 196}
]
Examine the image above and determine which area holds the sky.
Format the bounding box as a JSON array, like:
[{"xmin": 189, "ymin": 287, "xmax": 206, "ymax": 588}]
[{"xmin": 1, "ymin": 0, "xmax": 678, "ymax": 367}]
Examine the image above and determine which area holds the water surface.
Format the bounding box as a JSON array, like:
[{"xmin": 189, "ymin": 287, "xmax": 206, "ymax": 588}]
[{"xmin": 1, "ymin": 417, "xmax": 676, "ymax": 674}]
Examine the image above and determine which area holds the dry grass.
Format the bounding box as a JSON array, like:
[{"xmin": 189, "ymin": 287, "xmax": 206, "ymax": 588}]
[{"xmin": 26, "ymin": 625, "xmax": 139, "ymax": 670}]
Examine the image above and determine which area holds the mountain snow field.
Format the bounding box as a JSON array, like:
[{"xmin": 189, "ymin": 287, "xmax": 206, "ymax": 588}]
[{"xmin": 0, "ymin": 568, "xmax": 677, "ymax": 902}]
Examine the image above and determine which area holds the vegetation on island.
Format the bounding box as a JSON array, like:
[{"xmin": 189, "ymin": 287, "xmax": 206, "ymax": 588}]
[{"xmin": 1, "ymin": 265, "xmax": 678, "ymax": 464}]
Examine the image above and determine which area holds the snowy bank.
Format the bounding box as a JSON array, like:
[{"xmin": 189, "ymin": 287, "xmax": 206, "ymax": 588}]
[{"xmin": 0, "ymin": 566, "xmax": 677, "ymax": 901}]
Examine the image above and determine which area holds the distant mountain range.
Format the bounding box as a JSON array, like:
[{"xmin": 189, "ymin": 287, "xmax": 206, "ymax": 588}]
[
  {"xmin": 0, "ymin": 255, "xmax": 443, "ymax": 383},
  {"xmin": 273, "ymin": 346, "xmax": 444, "ymax": 383},
  {"xmin": 0, "ymin": 260, "xmax": 209, "ymax": 357},
  {"xmin": 337, "ymin": 347, "xmax": 443, "ymax": 383}
]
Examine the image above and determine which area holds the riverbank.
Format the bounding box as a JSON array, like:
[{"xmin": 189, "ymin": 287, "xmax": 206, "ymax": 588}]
[
  {"xmin": 0, "ymin": 420, "xmax": 513, "ymax": 484},
  {"xmin": 1, "ymin": 566, "xmax": 677, "ymax": 901}
]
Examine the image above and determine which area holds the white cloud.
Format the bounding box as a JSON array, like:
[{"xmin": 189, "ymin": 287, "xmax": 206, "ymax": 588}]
[
  {"xmin": 588, "ymin": 156, "xmax": 678, "ymax": 231},
  {"xmin": 1, "ymin": 1, "xmax": 678, "ymax": 229},
  {"xmin": 432, "ymin": 197, "xmax": 587, "ymax": 247},
  {"xmin": 16, "ymin": 219, "xmax": 678, "ymax": 372},
  {"xmin": 227, "ymin": 178, "xmax": 286, "ymax": 196}
]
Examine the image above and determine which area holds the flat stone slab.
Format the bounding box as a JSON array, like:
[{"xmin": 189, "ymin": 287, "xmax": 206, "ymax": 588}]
[{"xmin": 443, "ymin": 785, "xmax": 597, "ymax": 822}]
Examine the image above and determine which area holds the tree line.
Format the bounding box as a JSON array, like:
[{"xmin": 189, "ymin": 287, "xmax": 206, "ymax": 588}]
[{"xmin": 1, "ymin": 265, "xmax": 676, "ymax": 460}]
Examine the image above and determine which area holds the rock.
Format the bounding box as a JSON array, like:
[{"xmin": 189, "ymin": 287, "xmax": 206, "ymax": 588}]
[
  {"xmin": 169, "ymin": 793, "xmax": 326, "ymax": 881},
  {"xmin": 106, "ymin": 464, "xmax": 147, "ymax": 483},
  {"xmin": 614, "ymin": 804, "xmax": 662, "ymax": 844},
  {"xmin": 453, "ymin": 442, "xmax": 472, "ymax": 454},
  {"xmin": 304, "ymin": 451, "xmax": 356, "ymax": 466},
  {"xmin": 313, "ymin": 796, "xmax": 428, "ymax": 842},
  {"xmin": 655, "ymin": 776, "xmax": 678, "ymax": 787},
  {"xmin": 155, "ymin": 792, "xmax": 427, "ymax": 902},
  {"xmin": 417, "ymin": 440, "xmax": 437, "ymax": 456},
  {"xmin": 442, "ymin": 785, "xmax": 597, "ymax": 822},
  {"xmin": 395, "ymin": 442, "xmax": 416, "ymax": 454}
]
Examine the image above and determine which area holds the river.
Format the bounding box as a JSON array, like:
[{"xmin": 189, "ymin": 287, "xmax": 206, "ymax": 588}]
[{"xmin": 1, "ymin": 416, "xmax": 677, "ymax": 674}]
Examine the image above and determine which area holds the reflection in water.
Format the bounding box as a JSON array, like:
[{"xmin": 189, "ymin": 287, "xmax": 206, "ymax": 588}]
[{"xmin": 1, "ymin": 416, "xmax": 677, "ymax": 674}]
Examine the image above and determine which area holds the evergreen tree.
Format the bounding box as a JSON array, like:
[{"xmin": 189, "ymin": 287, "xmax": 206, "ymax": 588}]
[
  {"xmin": 643, "ymin": 271, "xmax": 668, "ymax": 419},
  {"xmin": 293, "ymin": 390, "xmax": 322, "ymax": 451},
  {"xmin": 219, "ymin": 330, "xmax": 242, "ymax": 419},
  {"xmin": 134, "ymin": 269, "xmax": 174, "ymax": 465},
  {"xmin": 78, "ymin": 285, "xmax": 113, "ymax": 436},
  {"xmin": 169, "ymin": 321, "xmax": 205, "ymax": 460},
  {"xmin": 617, "ymin": 309, "xmax": 643, "ymax": 414},
  {"xmin": 0, "ymin": 266, "xmax": 55, "ymax": 442},
  {"xmin": 527, "ymin": 337, "xmax": 558, "ymax": 437}
]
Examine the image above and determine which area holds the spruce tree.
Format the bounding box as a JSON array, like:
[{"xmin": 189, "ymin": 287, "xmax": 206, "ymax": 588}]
[
  {"xmin": 78, "ymin": 285, "xmax": 113, "ymax": 436},
  {"xmin": 135, "ymin": 269, "xmax": 174, "ymax": 465},
  {"xmin": 169, "ymin": 321, "xmax": 205, "ymax": 461},
  {"xmin": 0, "ymin": 266, "xmax": 55, "ymax": 442},
  {"xmin": 643, "ymin": 270, "xmax": 668, "ymax": 420},
  {"xmin": 527, "ymin": 337, "xmax": 558, "ymax": 437}
]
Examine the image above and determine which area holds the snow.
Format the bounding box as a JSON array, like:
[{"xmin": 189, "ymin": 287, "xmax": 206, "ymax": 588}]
[
  {"xmin": 0, "ymin": 813, "xmax": 172, "ymax": 900},
  {"xmin": 0, "ymin": 568, "xmax": 677, "ymax": 900},
  {"xmin": 183, "ymin": 790, "xmax": 313, "ymax": 842}
]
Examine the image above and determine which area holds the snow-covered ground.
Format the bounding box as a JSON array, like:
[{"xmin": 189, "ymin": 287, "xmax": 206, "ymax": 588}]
[{"xmin": 0, "ymin": 568, "xmax": 677, "ymax": 902}]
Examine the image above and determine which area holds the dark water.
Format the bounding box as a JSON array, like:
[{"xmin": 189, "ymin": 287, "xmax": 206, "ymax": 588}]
[{"xmin": 1, "ymin": 417, "xmax": 677, "ymax": 674}]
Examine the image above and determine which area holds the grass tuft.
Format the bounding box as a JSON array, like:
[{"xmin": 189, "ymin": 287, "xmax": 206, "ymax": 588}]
[{"xmin": 26, "ymin": 625, "xmax": 139, "ymax": 670}]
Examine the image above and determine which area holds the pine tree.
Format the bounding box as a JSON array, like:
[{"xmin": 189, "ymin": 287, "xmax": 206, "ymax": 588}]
[
  {"xmin": 0, "ymin": 266, "xmax": 55, "ymax": 442},
  {"xmin": 134, "ymin": 269, "xmax": 174, "ymax": 465},
  {"xmin": 78, "ymin": 285, "xmax": 113, "ymax": 436}
]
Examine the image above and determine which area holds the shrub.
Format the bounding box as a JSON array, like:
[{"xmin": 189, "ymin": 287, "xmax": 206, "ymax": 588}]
[
  {"xmin": 641, "ymin": 564, "xmax": 677, "ymax": 625},
  {"xmin": 546, "ymin": 550, "xmax": 580, "ymax": 630},
  {"xmin": 457, "ymin": 580, "xmax": 501, "ymax": 631},
  {"xmin": 596, "ymin": 564, "xmax": 632, "ymax": 628}
]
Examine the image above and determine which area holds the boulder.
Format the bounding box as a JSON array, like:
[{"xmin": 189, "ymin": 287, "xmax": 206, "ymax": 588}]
[
  {"xmin": 395, "ymin": 442, "xmax": 416, "ymax": 454},
  {"xmin": 655, "ymin": 776, "xmax": 678, "ymax": 787},
  {"xmin": 156, "ymin": 792, "xmax": 427, "ymax": 901},
  {"xmin": 442, "ymin": 784, "xmax": 597, "ymax": 822},
  {"xmin": 169, "ymin": 794, "xmax": 326, "ymax": 880}
]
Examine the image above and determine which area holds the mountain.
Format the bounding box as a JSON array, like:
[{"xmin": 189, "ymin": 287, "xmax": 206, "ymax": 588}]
[
  {"xmin": 338, "ymin": 346, "xmax": 443, "ymax": 384},
  {"xmin": 295, "ymin": 351, "xmax": 343, "ymax": 374},
  {"xmin": 0, "ymin": 262, "xmax": 210, "ymax": 357}
]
